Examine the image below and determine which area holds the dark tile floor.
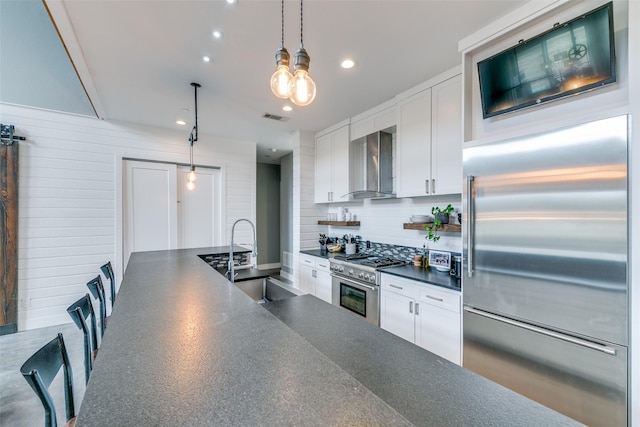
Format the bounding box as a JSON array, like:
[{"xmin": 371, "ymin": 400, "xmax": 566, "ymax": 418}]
[{"xmin": 0, "ymin": 323, "xmax": 86, "ymax": 426}]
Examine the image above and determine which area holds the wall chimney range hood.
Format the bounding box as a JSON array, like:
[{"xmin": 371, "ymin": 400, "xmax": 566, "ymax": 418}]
[{"xmin": 348, "ymin": 131, "xmax": 394, "ymax": 199}]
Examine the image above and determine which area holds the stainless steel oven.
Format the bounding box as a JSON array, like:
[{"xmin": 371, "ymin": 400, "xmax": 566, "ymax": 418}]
[
  {"xmin": 330, "ymin": 255, "xmax": 406, "ymax": 326},
  {"xmin": 331, "ymin": 274, "xmax": 379, "ymax": 325}
]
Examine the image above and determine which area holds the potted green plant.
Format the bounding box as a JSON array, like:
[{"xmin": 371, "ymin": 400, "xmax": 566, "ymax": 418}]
[{"xmin": 425, "ymin": 204, "xmax": 454, "ymax": 242}]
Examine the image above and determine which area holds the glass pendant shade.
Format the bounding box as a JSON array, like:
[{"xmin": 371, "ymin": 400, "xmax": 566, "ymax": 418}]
[
  {"xmin": 270, "ymin": 64, "xmax": 293, "ymax": 99},
  {"xmin": 288, "ymin": 46, "xmax": 315, "ymax": 106},
  {"xmin": 288, "ymin": 69, "xmax": 316, "ymax": 106},
  {"xmin": 186, "ymin": 180, "xmax": 195, "ymax": 191}
]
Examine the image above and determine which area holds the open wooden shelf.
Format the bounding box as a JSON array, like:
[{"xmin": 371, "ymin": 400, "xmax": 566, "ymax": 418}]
[
  {"xmin": 318, "ymin": 220, "xmax": 361, "ymax": 227},
  {"xmin": 403, "ymin": 223, "xmax": 461, "ymax": 232}
]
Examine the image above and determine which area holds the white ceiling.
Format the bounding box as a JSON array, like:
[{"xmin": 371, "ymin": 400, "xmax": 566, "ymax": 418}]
[{"xmin": 7, "ymin": 0, "xmax": 529, "ymax": 163}]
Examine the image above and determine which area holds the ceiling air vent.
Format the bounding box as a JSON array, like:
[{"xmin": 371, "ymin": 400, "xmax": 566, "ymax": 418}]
[{"xmin": 263, "ymin": 113, "xmax": 289, "ymax": 122}]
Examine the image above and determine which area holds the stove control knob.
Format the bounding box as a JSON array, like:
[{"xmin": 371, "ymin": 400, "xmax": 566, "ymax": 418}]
[
  {"xmin": 348, "ymin": 269, "xmax": 354, "ymax": 276},
  {"xmin": 365, "ymin": 274, "xmax": 371, "ymax": 282},
  {"xmin": 358, "ymin": 272, "xmax": 364, "ymax": 279},
  {"xmin": 339, "ymin": 266, "xmax": 344, "ymax": 272}
]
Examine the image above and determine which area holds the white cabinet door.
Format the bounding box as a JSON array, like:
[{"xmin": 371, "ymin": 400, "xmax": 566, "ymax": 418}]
[
  {"xmin": 299, "ymin": 264, "xmax": 316, "ymax": 295},
  {"xmin": 416, "ymin": 304, "xmax": 461, "ymax": 365},
  {"xmin": 431, "ymin": 75, "xmax": 462, "ymax": 196},
  {"xmin": 381, "ymin": 290, "xmax": 415, "ymax": 343},
  {"xmin": 396, "ymin": 89, "xmax": 432, "ymax": 197},
  {"xmin": 314, "ymin": 125, "xmax": 350, "ymax": 203},
  {"xmin": 416, "ymin": 286, "xmax": 461, "ymax": 365},
  {"xmin": 331, "ymin": 125, "xmax": 350, "ymax": 202},
  {"xmin": 315, "ymin": 133, "xmax": 333, "ymax": 203},
  {"xmin": 315, "ymin": 269, "xmax": 332, "ymax": 304}
]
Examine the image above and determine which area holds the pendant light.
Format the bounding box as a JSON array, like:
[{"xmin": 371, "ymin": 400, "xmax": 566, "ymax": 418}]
[
  {"xmin": 187, "ymin": 82, "xmax": 201, "ymax": 191},
  {"xmin": 270, "ymin": 0, "xmax": 292, "ymax": 99},
  {"xmin": 288, "ymin": 0, "xmax": 316, "ymax": 106}
]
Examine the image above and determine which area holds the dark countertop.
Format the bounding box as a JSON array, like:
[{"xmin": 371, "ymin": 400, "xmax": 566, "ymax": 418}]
[
  {"xmin": 299, "ymin": 248, "xmax": 339, "ymax": 259},
  {"xmin": 265, "ymin": 296, "xmax": 581, "ymax": 427},
  {"xmin": 76, "ymin": 247, "xmax": 581, "ymax": 426},
  {"xmin": 301, "ymin": 249, "xmax": 461, "ymax": 291},
  {"xmin": 76, "ymin": 248, "xmax": 412, "ymax": 426},
  {"xmin": 381, "ymin": 264, "xmax": 462, "ymax": 291}
]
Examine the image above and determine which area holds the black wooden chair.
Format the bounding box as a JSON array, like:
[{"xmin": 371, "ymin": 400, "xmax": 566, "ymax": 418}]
[
  {"xmin": 19, "ymin": 333, "xmax": 76, "ymax": 427},
  {"xmin": 66, "ymin": 293, "xmax": 98, "ymax": 385},
  {"xmin": 100, "ymin": 261, "xmax": 116, "ymax": 309},
  {"xmin": 86, "ymin": 275, "xmax": 107, "ymax": 337}
]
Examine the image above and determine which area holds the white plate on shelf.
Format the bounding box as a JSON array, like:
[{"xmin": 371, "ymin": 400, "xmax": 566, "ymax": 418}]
[
  {"xmin": 433, "ymin": 266, "xmax": 449, "ymax": 273},
  {"xmin": 410, "ymin": 215, "xmax": 432, "ymax": 223}
]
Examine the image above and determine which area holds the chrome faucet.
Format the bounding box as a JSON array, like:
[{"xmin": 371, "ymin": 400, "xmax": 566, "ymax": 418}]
[{"xmin": 228, "ymin": 219, "xmax": 258, "ymax": 283}]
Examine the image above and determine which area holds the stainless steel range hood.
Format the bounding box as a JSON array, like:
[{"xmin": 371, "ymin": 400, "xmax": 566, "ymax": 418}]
[{"xmin": 348, "ymin": 131, "xmax": 394, "ymax": 199}]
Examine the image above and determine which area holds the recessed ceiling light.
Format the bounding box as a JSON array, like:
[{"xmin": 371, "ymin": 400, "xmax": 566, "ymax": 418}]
[
  {"xmin": 202, "ymin": 56, "xmax": 211, "ymax": 62},
  {"xmin": 271, "ymin": 148, "xmax": 277, "ymax": 152},
  {"xmin": 226, "ymin": 0, "xmax": 237, "ymax": 4},
  {"xmin": 341, "ymin": 58, "xmax": 356, "ymax": 69},
  {"xmin": 282, "ymin": 105, "xmax": 292, "ymax": 112},
  {"xmin": 176, "ymin": 120, "xmax": 186, "ymax": 126},
  {"xmin": 212, "ymin": 30, "xmax": 223, "ymax": 39}
]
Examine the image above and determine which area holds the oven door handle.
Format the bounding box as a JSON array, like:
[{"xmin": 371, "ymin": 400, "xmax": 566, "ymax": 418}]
[{"xmin": 331, "ymin": 275, "xmax": 377, "ymax": 292}]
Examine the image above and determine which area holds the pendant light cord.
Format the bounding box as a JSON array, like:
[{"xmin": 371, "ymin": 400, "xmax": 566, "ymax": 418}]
[
  {"xmin": 299, "ymin": 0, "xmax": 304, "ymax": 48},
  {"xmin": 280, "ymin": 0, "xmax": 285, "ymax": 47}
]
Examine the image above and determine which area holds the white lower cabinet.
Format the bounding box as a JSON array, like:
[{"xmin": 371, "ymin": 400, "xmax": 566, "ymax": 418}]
[
  {"xmin": 299, "ymin": 254, "xmax": 332, "ymax": 304},
  {"xmin": 380, "ymin": 273, "xmax": 461, "ymax": 365}
]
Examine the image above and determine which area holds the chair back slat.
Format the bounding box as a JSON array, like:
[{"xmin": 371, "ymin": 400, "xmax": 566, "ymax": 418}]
[
  {"xmin": 100, "ymin": 261, "xmax": 116, "ymax": 306},
  {"xmin": 20, "ymin": 333, "xmax": 75, "ymax": 427},
  {"xmin": 67, "ymin": 293, "xmax": 98, "ymax": 385},
  {"xmin": 87, "ymin": 275, "xmax": 106, "ymax": 337}
]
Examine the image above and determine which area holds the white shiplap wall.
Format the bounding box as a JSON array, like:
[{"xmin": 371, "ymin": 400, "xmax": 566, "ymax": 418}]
[{"xmin": 1, "ymin": 103, "xmax": 256, "ymax": 331}]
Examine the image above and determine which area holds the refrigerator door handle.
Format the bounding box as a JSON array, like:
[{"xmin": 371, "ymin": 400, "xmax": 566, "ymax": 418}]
[
  {"xmin": 463, "ymin": 306, "xmax": 617, "ymax": 356},
  {"xmin": 466, "ymin": 175, "xmax": 475, "ymax": 277}
]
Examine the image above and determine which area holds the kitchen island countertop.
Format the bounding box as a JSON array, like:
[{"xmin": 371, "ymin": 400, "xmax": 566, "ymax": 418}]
[{"xmin": 76, "ymin": 248, "xmax": 581, "ymax": 426}]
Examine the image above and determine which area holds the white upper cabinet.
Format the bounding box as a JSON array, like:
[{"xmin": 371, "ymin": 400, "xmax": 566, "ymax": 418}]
[
  {"xmin": 396, "ymin": 88, "xmax": 433, "ymax": 197},
  {"xmin": 431, "ymin": 75, "xmax": 463, "ymax": 195},
  {"xmin": 315, "ymin": 122, "xmax": 350, "ymax": 203},
  {"xmin": 350, "ymin": 100, "xmax": 396, "ymax": 141},
  {"xmin": 396, "ymin": 70, "xmax": 462, "ymax": 198}
]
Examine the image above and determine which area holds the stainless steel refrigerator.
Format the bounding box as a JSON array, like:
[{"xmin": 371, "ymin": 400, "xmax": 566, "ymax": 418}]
[{"xmin": 462, "ymin": 115, "xmax": 628, "ymax": 427}]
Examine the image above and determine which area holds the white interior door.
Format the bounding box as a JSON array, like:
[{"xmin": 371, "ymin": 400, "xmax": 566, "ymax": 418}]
[
  {"xmin": 124, "ymin": 160, "xmax": 177, "ymax": 266},
  {"xmin": 177, "ymin": 166, "xmax": 222, "ymax": 248}
]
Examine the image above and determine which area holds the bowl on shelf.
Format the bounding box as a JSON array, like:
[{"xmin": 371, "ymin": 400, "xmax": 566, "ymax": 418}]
[{"xmin": 410, "ymin": 214, "xmax": 432, "ymax": 224}]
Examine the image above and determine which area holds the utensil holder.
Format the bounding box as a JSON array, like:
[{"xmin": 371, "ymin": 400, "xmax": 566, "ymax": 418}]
[{"xmin": 345, "ymin": 243, "xmax": 356, "ymax": 255}]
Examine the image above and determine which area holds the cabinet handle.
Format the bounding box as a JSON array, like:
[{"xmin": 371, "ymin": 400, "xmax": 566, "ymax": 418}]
[
  {"xmin": 415, "ymin": 302, "xmax": 420, "ymax": 315},
  {"xmin": 432, "ymin": 179, "xmax": 436, "ymax": 194},
  {"xmin": 389, "ymin": 284, "xmax": 403, "ymax": 290},
  {"xmin": 312, "ymin": 269, "xmax": 317, "ymax": 278},
  {"xmin": 467, "ymin": 175, "xmax": 475, "ymax": 277},
  {"xmin": 409, "ymin": 301, "xmax": 413, "ymax": 314},
  {"xmin": 425, "ymin": 180, "xmax": 430, "ymax": 194},
  {"xmin": 426, "ymin": 295, "xmax": 444, "ymax": 302}
]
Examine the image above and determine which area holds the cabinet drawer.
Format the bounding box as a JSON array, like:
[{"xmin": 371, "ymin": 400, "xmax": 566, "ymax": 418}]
[
  {"xmin": 300, "ymin": 254, "xmax": 316, "ymax": 267},
  {"xmin": 316, "ymin": 259, "xmax": 330, "ymax": 271},
  {"xmin": 418, "ymin": 286, "xmax": 460, "ymax": 313},
  {"xmin": 381, "ymin": 274, "xmax": 418, "ymax": 298}
]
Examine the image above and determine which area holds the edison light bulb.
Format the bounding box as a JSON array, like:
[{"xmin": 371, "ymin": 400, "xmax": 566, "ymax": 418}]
[
  {"xmin": 270, "ymin": 47, "xmax": 292, "ymax": 99},
  {"xmin": 288, "ymin": 69, "xmax": 316, "ymax": 106},
  {"xmin": 271, "ymin": 65, "xmax": 293, "ymax": 99},
  {"xmin": 186, "ymin": 180, "xmax": 195, "ymax": 191},
  {"xmin": 187, "ymin": 169, "xmax": 197, "ymax": 183}
]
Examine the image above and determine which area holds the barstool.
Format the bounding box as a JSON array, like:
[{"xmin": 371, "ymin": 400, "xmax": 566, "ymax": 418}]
[
  {"xmin": 20, "ymin": 333, "xmax": 76, "ymax": 427},
  {"xmin": 66, "ymin": 293, "xmax": 99, "ymax": 385},
  {"xmin": 100, "ymin": 261, "xmax": 116, "ymax": 309},
  {"xmin": 86, "ymin": 275, "xmax": 107, "ymax": 337}
]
